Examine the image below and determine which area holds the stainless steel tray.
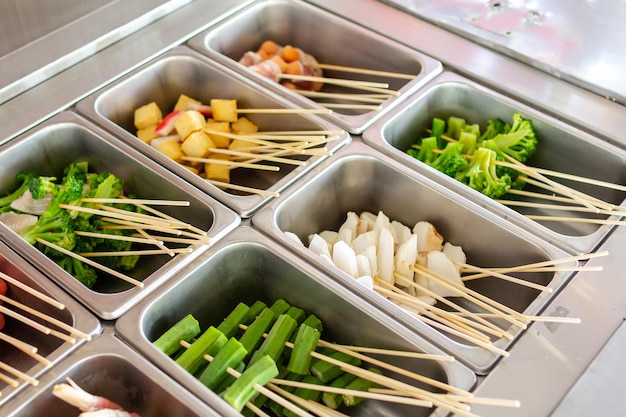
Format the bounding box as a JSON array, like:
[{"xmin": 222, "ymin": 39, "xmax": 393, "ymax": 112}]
[
  {"xmin": 253, "ymin": 140, "xmax": 577, "ymax": 374},
  {"xmin": 0, "ymin": 111, "xmax": 240, "ymax": 320},
  {"xmin": 0, "ymin": 241, "xmax": 101, "ymax": 407},
  {"xmin": 115, "ymin": 225, "xmax": 476, "ymax": 417},
  {"xmin": 76, "ymin": 45, "xmax": 351, "ymax": 218},
  {"xmin": 187, "ymin": 0, "xmax": 442, "ymax": 134},
  {"xmin": 1, "ymin": 333, "xmax": 221, "ymax": 417},
  {"xmin": 362, "ymin": 71, "xmax": 626, "ymax": 255}
]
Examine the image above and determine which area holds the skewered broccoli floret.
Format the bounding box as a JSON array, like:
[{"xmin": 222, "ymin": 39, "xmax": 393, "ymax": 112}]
[
  {"xmin": 428, "ymin": 142, "xmax": 468, "ymax": 178},
  {"xmin": 407, "ymin": 136, "xmax": 440, "ymax": 165},
  {"xmin": 28, "ymin": 176, "xmax": 58, "ymax": 200},
  {"xmin": 56, "ymin": 256, "xmax": 98, "ymax": 288},
  {"xmin": 479, "ymin": 118, "xmax": 507, "ymax": 142},
  {"xmin": 489, "ymin": 112, "xmax": 537, "ymax": 163},
  {"xmin": 463, "ymin": 147, "xmax": 512, "ymax": 199},
  {"xmin": 19, "ymin": 209, "xmax": 76, "ymax": 250},
  {"xmin": 0, "ymin": 171, "xmax": 35, "ymax": 212}
]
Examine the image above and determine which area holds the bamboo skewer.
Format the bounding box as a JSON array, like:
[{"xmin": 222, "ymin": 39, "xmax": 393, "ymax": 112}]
[
  {"xmin": 254, "ymin": 130, "xmax": 343, "ymax": 136},
  {"xmin": 329, "ymin": 344, "xmax": 455, "ymax": 362},
  {"xmin": 460, "ymin": 251, "xmax": 609, "ymax": 280},
  {"xmin": 0, "ymin": 294, "xmax": 91, "ymax": 341},
  {"xmin": 181, "ymin": 156, "xmax": 280, "ymax": 171},
  {"xmin": 496, "ymin": 161, "xmax": 626, "ymax": 192},
  {"xmin": 495, "ymin": 199, "xmax": 626, "ymax": 216},
  {"xmin": 237, "ymin": 107, "xmax": 332, "ymax": 115},
  {"xmin": 0, "ymin": 369, "xmax": 19, "ymax": 388},
  {"xmin": 310, "ymin": 63, "xmax": 416, "ymax": 80},
  {"xmin": 390, "ymin": 273, "xmax": 514, "ymax": 339},
  {"xmin": 80, "ymin": 248, "xmax": 193, "ymax": 257},
  {"xmin": 80, "ymin": 198, "xmax": 190, "ymax": 206},
  {"xmin": 317, "ymin": 103, "xmax": 382, "ymax": 111},
  {"xmin": 450, "ymin": 312, "xmax": 581, "ymax": 324},
  {"xmin": 0, "ymin": 361, "xmax": 37, "ymax": 386},
  {"xmin": 316, "ymin": 339, "xmax": 470, "ymax": 397},
  {"xmin": 276, "ymin": 73, "xmax": 390, "ymax": 88},
  {"xmin": 208, "ymin": 148, "xmax": 307, "ymax": 166},
  {"xmin": 410, "ymin": 264, "xmax": 529, "ymax": 328},
  {"xmin": 524, "ymin": 215, "xmax": 626, "ymax": 225},
  {"xmin": 36, "ymin": 238, "xmax": 144, "ymax": 288},
  {"xmin": 207, "ymin": 179, "xmax": 280, "ymax": 197},
  {"xmin": 0, "ymin": 333, "xmax": 51, "ymax": 367},
  {"xmin": 372, "ymin": 389, "xmax": 521, "ymax": 408},
  {"xmin": 136, "ymin": 229, "xmax": 175, "ymax": 257},
  {"xmin": 93, "ymin": 204, "xmax": 186, "ymax": 229},
  {"xmin": 454, "ymin": 262, "xmax": 553, "ymax": 293},
  {"xmin": 375, "ymin": 285, "xmax": 497, "ymax": 343},
  {"xmin": 0, "ymin": 305, "xmax": 75, "ymax": 344},
  {"xmin": 294, "ymin": 90, "xmax": 387, "ymax": 103},
  {"xmin": 74, "ymin": 230, "xmax": 165, "ymax": 246},
  {"xmin": 272, "ymin": 378, "xmax": 432, "ymax": 407},
  {"xmin": 0, "ymin": 271, "xmax": 65, "ymax": 310}
]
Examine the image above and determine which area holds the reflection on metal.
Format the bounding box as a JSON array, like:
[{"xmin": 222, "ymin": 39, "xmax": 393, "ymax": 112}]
[
  {"xmin": 0, "ymin": 0, "xmax": 192, "ymax": 104},
  {"xmin": 382, "ymin": 0, "xmax": 626, "ymax": 104}
]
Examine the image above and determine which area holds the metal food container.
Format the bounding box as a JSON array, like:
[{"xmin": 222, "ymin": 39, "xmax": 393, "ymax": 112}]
[
  {"xmin": 115, "ymin": 226, "xmax": 476, "ymax": 417},
  {"xmin": 0, "ymin": 111, "xmax": 240, "ymax": 320},
  {"xmin": 76, "ymin": 46, "xmax": 350, "ymax": 218},
  {"xmin": 361, "ymin": 71, "xmax": 626, "ymax": 254},
  {"xmin": 252, "ymin": 141, "xmax": 577, "ymax": 374},
  {"xmin": 1, "ymin": 333, "xmax": 221, "ymax": 417},
  {"xmin": 0, "ymin": 241, "xmax": 101, "ymax": 407},
  {"xmin": 186, "ymin": 0, "xmax": 442, "ymax": 134}
]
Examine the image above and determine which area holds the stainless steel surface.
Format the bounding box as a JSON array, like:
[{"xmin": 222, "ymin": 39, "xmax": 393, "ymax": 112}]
[
  {"xmin": 307, "ymin": 0, "xmax": 626, "ymax": 150},
  {"xmin": 362, "ymin": 71, "xmax": 626, "ymax": 254},
  {"xmin": 116, "ymin": 225, "xmax": 476, "ymax": 417},
  {"xmin": 0, "ymin": 111, "xmax": 240, "ymax": 320},
  {"xmin": 0, "ymin": 0, "xmax": 254, "ymax": 145},
  {"xmin": 380, "ymin": 0, "xmax": 626, "ymax": 105},
  {"xmin": 77, "ymin": 46, "xmax": 350, "ymax": 218},
  {"xmin": 187, "ymin": 0, "xmax": 442, "ymax": 134},
  {"xmin": 253, "ymin": 140, "xmax": 576, "ymax": 374},
  {"xmin": 2, "ymin": 333, "xmax": 221, "ymax": 417},
  {"xmin": 469, "ymin": 229, "xmax": 626, "ymax": 416},
  {"xmin": 0, "ymin": 241, "xmax": 101, "ymax": 407},
  {"xmin": 0, "ymin": 0, "xmax": 192, "ymax": 104}
]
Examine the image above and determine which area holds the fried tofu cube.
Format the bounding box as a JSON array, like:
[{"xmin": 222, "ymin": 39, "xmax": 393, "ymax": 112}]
[
  {"xmin": 210, "ymin": 99, "xmax": 238, "ymax": 122},
  {"xmin": 155, "ymin": 139, "xmax": 184, "ymax": 163},
  {"xmin": 231, "ymin": 117, "xmax": 259, "ymax": 134},
  {"xmin": 136, "ymin": 124, "xmax": 158, "ymax": 144},
  {"xmin": 174, "ymin": 110, "xmax": 206, "ymax": 141},
  {"xmin": 205, "ymin": 153, "xmax": 231, "ymax": 184},
  {"xmin": 181, "ymin": 131, "xmax": 215, "ymax": 158},
  {"xmin": 134, "ymin": 102, "xmax": 162, "ymax": 130},
  {"xmin": 205, "ymin": 119, "xmax": 231, "ymax": 148},
  {"xmin": 174, "ymin": 94, "xmax": 202, "ymax": 112}
]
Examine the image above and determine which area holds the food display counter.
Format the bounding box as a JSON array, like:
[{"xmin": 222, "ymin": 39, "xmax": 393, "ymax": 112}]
[{"xmin": 0, "ymin": 1, "xmax": 624, "ymax": 416}]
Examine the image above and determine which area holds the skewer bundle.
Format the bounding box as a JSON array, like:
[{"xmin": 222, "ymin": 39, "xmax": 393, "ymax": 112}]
[
  {"xmin": 237, "ymin": 40, "xmax": 414, "ymax": 111},
  {"xmin": 292, "ymin": 210, "xmax": 604, "ymax": 356},
  {"xmin": 154, "ymin": 299, "xmax": 520, "ymax": 417},
  {"xmin": 0, "ymin": 272, "xmax": 91, "ymax": 394},
  {"xmin": 134, "ymin": 95, "xmax": 342, "ymax": 197}
]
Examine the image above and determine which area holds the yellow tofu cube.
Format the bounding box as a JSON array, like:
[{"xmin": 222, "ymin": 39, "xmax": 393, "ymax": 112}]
[
  {"xmin": 231, "ymin": 117, "xmax": 259, "ymax": 134},
  {"xmin": 174, "ymin": 94, "xmax": 202, "ymax": 112},
  {"xmin": 155, "ymin": 139, "xmax": 184, "ymax": 163},
  {"xmin": 210, "ymin": 99, "xmax": 238, "ymax": 122},
  {"xmin": 180, "ymin": 163, "xmax": 200, "ymax": 175},
  {"xmin": 181, "ymin": 131, "xmax": 215, "ymax": 158},
  {"xmin": 205, "ymin": 119, "xmax": 231, "ymax": 148},
  {"xmin": 134, "ymin": 102, "xmax": 162, "ymax": 130},
  {"xmin": 229, "ymin": 138, "xmax": 256, "ymax": 150},
  {"xmin": 136, "ymin": 124, "xmax": 158, "ymax": 144},
  {"xmin": 205, "ymin": 153, "xmax": 231, "ymax": 184},
  {"xmin": 174, "ymin": 110, "xmax": 206, "ymax": 141}
]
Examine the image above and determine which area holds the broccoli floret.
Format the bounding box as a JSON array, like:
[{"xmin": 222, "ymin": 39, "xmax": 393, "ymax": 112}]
[
  {"xmin": 28, "ymin": 176, "xmax": 58, "ymax": 200},
  {"xmin": 479, "ymin": 118, "xmax": 507, "ymax": 142},
  {"xmin": 489, "ymin": 113, "xmax": 537, "ymax": 163},
  {"xmin": 463, "ymin": 147, "xmax": 512, "ymax": 199},
  {"xmin": 19, "ymin": 209, "xmax": 76, "ymax": 251},
  {"xmin": 429, "ymin": 142, "xmax": 469, "ymax": 178},
  {"xmin": 408, "ymin": 136, "xmax": 440, "ymax": 164},
  {"xmin": 0, "ymin": 171, "xmax": 36, "ymax": 212},
  {"xmin": 56, "ymin": 256, "xmax": 98, "ymax": 289}
]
